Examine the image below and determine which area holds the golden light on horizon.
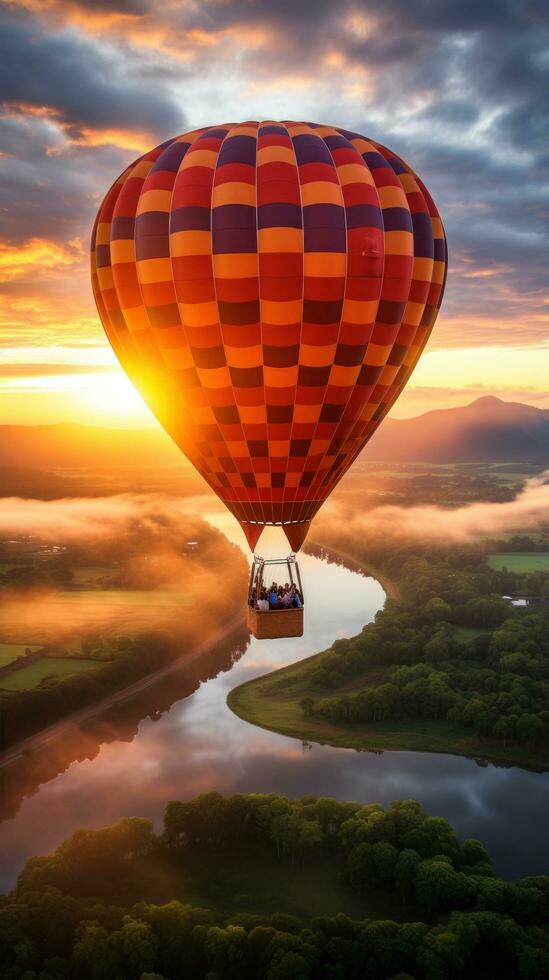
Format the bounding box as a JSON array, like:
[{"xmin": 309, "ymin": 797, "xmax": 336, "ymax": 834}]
[
  {"xmin": 411, "ymin": 344, "xmax": 549, "ymax": 391},
  {"xmin": 0, "ymin": 363, "xmax": 158, "ymax": 427},
  {"xmin": 1, "ymin": 340, "xmax": 548, "ymax": 428}
]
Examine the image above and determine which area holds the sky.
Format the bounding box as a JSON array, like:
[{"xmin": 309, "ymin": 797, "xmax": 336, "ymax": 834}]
[{"xmin": 0, "ymin": 0, "xmax": 547, "ymax": 427}]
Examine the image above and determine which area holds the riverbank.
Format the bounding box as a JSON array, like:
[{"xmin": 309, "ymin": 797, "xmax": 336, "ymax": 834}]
[
  {"xmin": 228, "ymin": 549, "xmax": 549, "ymax": 772},
  {"xmin": 307, "ymin": 540, "xmax": 400, "ymax": 600},
  {"xmin": 228, "ymin": 651, "xmax": 549, "ymax": 770}
]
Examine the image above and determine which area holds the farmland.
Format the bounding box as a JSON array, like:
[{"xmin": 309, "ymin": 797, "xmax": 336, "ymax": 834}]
[
  {"xmin": 487, "ymin": 552, "xmax": 549, "ymax": 573},
  {"xmin": 0, "ymin": 657, "xmax": 100, "ymax": 691},
  {"xmin": 0, "ymin": 514, "xmax": 248, "ymax": 750},
  {"xmin": 0, "ymin": 643, "xmax": 39, "ymax": 669}
]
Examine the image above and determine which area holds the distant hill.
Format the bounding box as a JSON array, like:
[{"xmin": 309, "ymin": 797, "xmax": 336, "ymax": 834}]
[
  {"xmin": 0, "ymin": 399, "xmax": 547, "ymax": 480},
  {"xmin": 362, "ymin": 396, "xmax": 549, "ymax": 463},
  {"xmin": 0, "ymin": 422, "xmax": 203, "ymax": 497},
  {"xmin": 0, "ymin": 422, "xmax": 182, "ymax": 470}
]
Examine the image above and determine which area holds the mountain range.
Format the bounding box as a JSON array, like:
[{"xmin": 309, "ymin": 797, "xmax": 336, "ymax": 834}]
[
  {"xmin": 364, "ymin": 396, "xmax": 549, "ymax": 463},
  {"xmin": 0, "ymin": 398, "xmax": 547, "ymax": 479}
]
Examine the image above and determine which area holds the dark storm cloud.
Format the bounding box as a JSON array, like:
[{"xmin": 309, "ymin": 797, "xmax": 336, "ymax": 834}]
[
  {"xmin": 0, "ymin": 9, "xmax": 185, "ymax": 138},
  {"xmin": 0, "ymin": 0, "xmax": 547, "ymax": 350},
  {"xmin": 0, "ymin": 114, "xmax": 134, "ymax": 246}
]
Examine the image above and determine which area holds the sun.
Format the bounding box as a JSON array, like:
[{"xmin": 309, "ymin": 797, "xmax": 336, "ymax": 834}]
[{"xmin": 79, "ymin": 369, "xmax": 158, "ymax": 427}]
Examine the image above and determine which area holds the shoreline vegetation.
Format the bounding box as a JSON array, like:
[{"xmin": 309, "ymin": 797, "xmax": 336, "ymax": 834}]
[
  {"xmin": 228, "ymin": 533, "xmax": 549, "ymax": 772},
  {"xmin": 3, "ymin": 791, "xmax": 549, "ymax": 979}
]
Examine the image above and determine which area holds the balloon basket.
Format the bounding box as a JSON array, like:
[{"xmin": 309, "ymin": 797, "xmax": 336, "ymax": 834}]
[
  {"xmin": 247, "ymin": 555, "xmax": 304, "ymax": 640},
  {"xmin": 247, "ymin": 605, "xmax": 303, "ymax": 640}
]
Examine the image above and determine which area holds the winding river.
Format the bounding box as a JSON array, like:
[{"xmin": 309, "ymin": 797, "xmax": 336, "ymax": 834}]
[{"xmin": 1, "ymin": 515, "xmax": 549, "ymax": 888}]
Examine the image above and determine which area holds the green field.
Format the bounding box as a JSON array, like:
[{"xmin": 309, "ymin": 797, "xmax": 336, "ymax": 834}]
[
  {"xmin": 487, "ymin": 552, "xmax": 549, "ymax": 573},
  {"xmin": 0, "ymin": 643, "xmax": 40, "ymax": 669},
  {"xmin": 0, "ymin": 656, "xmax": 99, "ymax": 691}
]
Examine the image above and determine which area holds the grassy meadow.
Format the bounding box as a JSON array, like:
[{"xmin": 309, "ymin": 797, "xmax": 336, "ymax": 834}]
[
  {"xmin": 487, "ymin": 552, "xmax": 549, "ymax": 573},
  {"xmin": 0, "ymin": 657, "xmax": 100, "ymax": 691},
  {"xmin": 0, "ymin": 643, "xmax": 40, "ymax": 669}
]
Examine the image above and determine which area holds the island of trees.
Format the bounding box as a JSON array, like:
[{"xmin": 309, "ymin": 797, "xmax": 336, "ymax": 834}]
[
  {"xmin": 2, "ymin": 791, "xmax": 549, "ymax": 979},
  {"xmin": 229, "ymin": 532, "xmax": 549, "ymax": 769}
]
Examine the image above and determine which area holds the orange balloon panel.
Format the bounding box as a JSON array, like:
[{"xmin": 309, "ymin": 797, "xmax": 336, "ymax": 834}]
[{"xmin": 91, "ymin": 121, "xmax": 447, "ymax": 552}]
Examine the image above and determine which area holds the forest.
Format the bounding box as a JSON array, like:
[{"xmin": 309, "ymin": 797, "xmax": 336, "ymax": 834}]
[
  {"xmin": 2, "ymin": 791, "xmax": 549, "ymax": 980},
  {"xmin": 305, "ymin": 541, "xmax": 549, "ymax": 746},
  {"xmin": 229, "ymin": 531, "xmax": 549, "ymax": 767}
]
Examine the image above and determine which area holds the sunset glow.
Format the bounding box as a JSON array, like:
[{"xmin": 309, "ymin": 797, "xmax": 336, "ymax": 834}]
[{"xmin": 0, "ymin": 1, "xmax": 547, "ymax": 427}]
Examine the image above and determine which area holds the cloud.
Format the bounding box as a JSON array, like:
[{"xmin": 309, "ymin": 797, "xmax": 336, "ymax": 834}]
[
  {"xmin": 319, "ymin": 471, "xmax": 549, "ymax": 546},
  {"xmin": 0, "ymin": 0, "xmax": 547, "ymax": 408},
  {"xmin": 0, "ymin": 237, "xmax": 84, "ymax": 280},
  {"xmin": 0, "ymin": 493, "xmax": 187, "ymax": 542},
  {"xmin": 0, "ymin": 8, "xmax": 186, "ymax": 139},
  {"xmin": 0, "ymin": 362, "xmax": 112, "ymax": 377}
]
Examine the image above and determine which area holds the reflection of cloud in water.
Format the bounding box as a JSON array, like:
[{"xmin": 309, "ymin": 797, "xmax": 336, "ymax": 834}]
[{"xmin": 1, "ymin": 550, "xmax": 549, "ymax": 888}]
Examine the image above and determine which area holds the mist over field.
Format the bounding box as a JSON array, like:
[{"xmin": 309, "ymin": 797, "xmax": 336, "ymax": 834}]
[
  {"xmin": 0, "ymin": 493, "xmax": 203, "ymax": 542},
  {"xmin": 318, "ymin": 471, "xmax": 549, "ymax": 546},
  {"xmin": 0, "ymin": 495, "xmax": 246, "ymax": 644}
]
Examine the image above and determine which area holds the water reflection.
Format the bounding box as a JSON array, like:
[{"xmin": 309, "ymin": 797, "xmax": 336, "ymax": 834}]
[
  {"xmin": 0, "ymin": 623, "xmax": 249, "ymax": 823},
  {"xmin": 1, "ymin": 524, "xmax": 549, "ymax": 888}
]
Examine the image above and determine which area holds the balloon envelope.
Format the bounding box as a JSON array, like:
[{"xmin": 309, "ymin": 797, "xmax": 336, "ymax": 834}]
[{"xmin": 91, "ymin": 121, "xmax": 447, "ymax": 552}]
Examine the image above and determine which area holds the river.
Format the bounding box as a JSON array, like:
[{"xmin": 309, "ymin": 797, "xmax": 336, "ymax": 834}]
[{"xmin": 1, "ymin": 515, "xmax": 549, "ymax": 888}]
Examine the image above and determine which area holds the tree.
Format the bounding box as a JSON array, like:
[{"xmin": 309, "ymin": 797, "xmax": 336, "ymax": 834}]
[
  {"xmin": 266, "ymin": 949, "xmax": 313, "ymax": 979},
  {"xmin": 300, "ymin": 697, "xmax": 314, "ymax": 718},
  {"xmin": 516, "ymin": 944, "xmax": 549, "ymax": 979},
  {"xmin": 72, "ymin": 923, "xmax": 121, "ymax": 980},
  {"xmin": 395, "ymin": 849, "xmax": 421, "ymax": 903},
  {"xmin": 493, "ymin": 718, "xmax": 512, "ymax": 746},
  {"xmin": 424, "ymin": 633, "xmax": 453, "ymax": 663},
  {"xmin": 516, "ymin": 714, "xmax": 544, "ymax": 743},
  {"xmin": 118, "ymin": 919, "xmax": 157, "ymax": 980},
  {"xmin": 204, "ymin": 926, "xmax": 248, "ymax": 979},
  {"xmin": 270, "ymin": 813, "xmax": 323, "ymax": 865},
  {"xmin": 460, "ymin": 839, "xmax": 492, "ymax": 874},
  {"xmin": 414, "ymin": 860, "xmax": 471, "ymax": 916},
  {"xmin": 347, "ymin": 843, "xmax": 374, "ymax": 894},
  {"xmin": 423, "ymin": 597, "xmax": 452, "ymax": 625},
  {"xmin": 372, "ymin": 841, "xmax": 398, "ymax": 880}
]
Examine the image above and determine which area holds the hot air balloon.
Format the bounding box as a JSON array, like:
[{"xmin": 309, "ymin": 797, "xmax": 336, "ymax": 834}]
[{"xmin": 91, "ymin": 120, "xmax": 447, "ymax": 639}]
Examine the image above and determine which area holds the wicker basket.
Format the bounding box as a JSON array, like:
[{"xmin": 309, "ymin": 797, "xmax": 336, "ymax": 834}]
[{"xmin": 247, "ymin": 606, "xmax": 304, "ymax": 639}]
